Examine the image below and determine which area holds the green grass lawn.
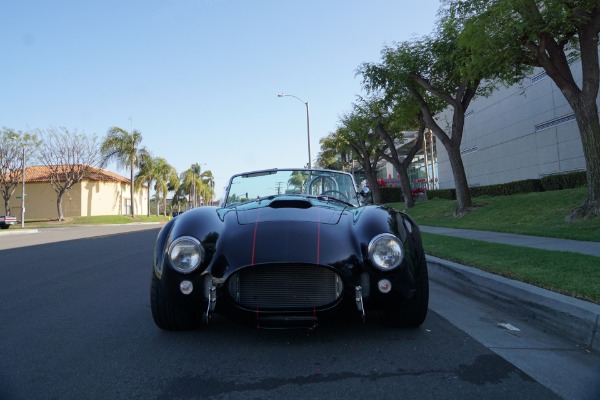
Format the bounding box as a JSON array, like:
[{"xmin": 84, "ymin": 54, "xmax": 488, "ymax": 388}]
[
  {"xmin": 19, "ymin": 214, "xmax": 169, "ymax": 228},
  {"xmin": 421, "ymin": 232, "xmax": 600, "ymax": 304},
  {"xmin": 390, "ymin": 187, "xmax": 600, "ymax": 242},
  {"xmin": 387, "ymin": 187, "xmax": 600, "ymax": 304}
]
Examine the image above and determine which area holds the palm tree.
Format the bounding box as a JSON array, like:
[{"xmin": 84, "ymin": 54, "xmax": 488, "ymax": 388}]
[
  {"xmin": 178, "ymin": 164, "xmax": 215, "ymax": 207},
  {"xmin": 171, "ymin": 185, "xmax": 188, "ymax": 213},
  {"xmin": 101, "ymin": 127, "xmax": 143, "ymax": 218},
  {"xmin": 134, "ymin": 148, "xmax": 156, "ymax": 217},
  {"xmin": 190, "ymin": 163, "xmax": 202, "ymax": 207},
  {"xmin": 200, "ymin": 170, "xmax": 215, "ymax": 205},
  {"xmin": 154, "ymin": 158, "xmax": 178, "ymax": 216},
  {"xmin": 287, "ymin": 171, "xmax": 307, "ymax": 193},
  {"xmin": 167, "ymin": 170, "xmax": 181, "ymax": 214},
  {"xmin": 180, "ymin": 163, "xmax": 204, "ymax": 208},
  {"xmin": 317, "ymin": 132, "xmax": 352, "ymax": 171}
]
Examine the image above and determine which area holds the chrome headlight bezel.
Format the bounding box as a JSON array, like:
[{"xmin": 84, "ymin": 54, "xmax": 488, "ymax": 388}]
[
  {"xmin": 168, "ymin": 236, "xmax": 204, "ymax": 274},
  {"xmin": 368, "ymin": 233, "xmax": 404, "ymax": 271}
]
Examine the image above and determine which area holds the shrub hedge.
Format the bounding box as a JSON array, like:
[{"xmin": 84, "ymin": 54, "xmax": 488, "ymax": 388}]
[
  {"xmin": 379, "ymin": 187, "xmax": 404, "ymax": 203},
  {"xmin": 541, "ymin": 171, "xmax": 588, "ymax": 191},
  {"xmin": 424, "ymin": 170, "xmax": 587, "ymax": 201}
]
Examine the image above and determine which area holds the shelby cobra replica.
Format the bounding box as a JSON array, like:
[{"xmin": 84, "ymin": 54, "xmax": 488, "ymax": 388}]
[{"xmin": 151, "ymin": 168, "xmax": 428, "ymax": 330}]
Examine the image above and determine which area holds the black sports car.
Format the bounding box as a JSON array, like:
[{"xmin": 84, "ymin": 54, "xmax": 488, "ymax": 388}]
[{"xmin": 151, "ymin": 168, "xmax": 428, "ymax": 330}]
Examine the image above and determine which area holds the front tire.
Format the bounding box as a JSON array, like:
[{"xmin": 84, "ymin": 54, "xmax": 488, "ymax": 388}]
[
  {"xmin": 150, "ymin": 273, "xmax": 204, "ymax": 330},
  {"xmin": 381, "ymin": 254, "xmax": 429, "ymax": 328}
]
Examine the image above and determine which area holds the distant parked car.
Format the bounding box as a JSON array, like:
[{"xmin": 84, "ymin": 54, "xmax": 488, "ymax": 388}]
[
  {"xmin": 171, "ymin": 211, "xmax": 183, "ymax": 218},
  {"xmin": 0, "ymin": 216, "xmax": 17, "ymax": 229},
  {"xmin": 151, "ymin": 168, "xmax": 428, "ymax": 330}
]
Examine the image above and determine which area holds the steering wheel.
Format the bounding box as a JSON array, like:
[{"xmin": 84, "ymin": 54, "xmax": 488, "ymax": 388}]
[
  {"xmin": 320, "ymin": 190, "xmax": 349, "ymax": 202},
  {"xmin": 308, "ymin": 175, "xmax": 338, "ymax": 194}
]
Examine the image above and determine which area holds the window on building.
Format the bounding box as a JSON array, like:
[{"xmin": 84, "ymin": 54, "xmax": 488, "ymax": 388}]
[{"xmin": 125, "ymin": 199, "xmax": 131, "ymax": 215}]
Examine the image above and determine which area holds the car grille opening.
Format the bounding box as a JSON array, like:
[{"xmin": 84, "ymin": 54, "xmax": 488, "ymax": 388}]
[{"xmin": 228, "ymin": 265, "xmax": 343, "ymax": 309}]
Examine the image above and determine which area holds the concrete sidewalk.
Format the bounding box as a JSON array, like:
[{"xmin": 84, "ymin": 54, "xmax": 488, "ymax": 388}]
[{"xmin": 421, "ymin": 225, "xmax": 600, "ymax": 352}]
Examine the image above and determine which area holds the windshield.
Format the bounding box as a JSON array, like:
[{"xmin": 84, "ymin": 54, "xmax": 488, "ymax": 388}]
[{"xmin": 223, "ymin": 169, "xmax": 360, "ymax": 207}]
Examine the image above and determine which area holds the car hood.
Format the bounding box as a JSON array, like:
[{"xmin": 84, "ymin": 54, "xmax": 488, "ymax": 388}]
[{"xmin": 234, "ymin": 197, "xmax": 345, "ymax": 225}]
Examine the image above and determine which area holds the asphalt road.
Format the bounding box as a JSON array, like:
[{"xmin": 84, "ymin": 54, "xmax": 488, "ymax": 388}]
[{"xmin": 0, "ymin": 226, "xmax": 593, "ymax": 399}]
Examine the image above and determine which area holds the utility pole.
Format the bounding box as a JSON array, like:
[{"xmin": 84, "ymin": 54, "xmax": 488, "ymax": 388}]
[{"xmin": 20, "ymin": 146, "xmax": 25, "ymax": 228}]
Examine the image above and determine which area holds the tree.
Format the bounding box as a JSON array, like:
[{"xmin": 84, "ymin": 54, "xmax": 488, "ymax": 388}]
[
  {"xmin": 287, "ymin": 170, "xmax": 308, "ymax": 192},
  {"xmin": 373, "ymin": 100, "xmax": 427, "ymax": 210},
  {"xmin": 338, "ymin": 106, "xmax": 387, "ymax": 204},
  {"xmin": 316, "ymin": 133, "xmax": 353, "ymax": 171},
  {"xmin": 154, "ymin": 158, "xmax": 178, "ymax": 216},
  {"xmin": 134, "ymin": 148, "xmax": 156, "ymax": 217},
  {"xmin": 171, "ymin": 186, "xmax": 188, "ymax": 213},
  {"xmin": 0, "ymin": 128, "xmax": 39, "ymax": 216},
  {"xmin": 359, "ymin": 24, "xmax": 494, "ymax": 215},
  {"xmin": 448, "ymin": 0, "xmax": 600, "ymax": 218},
  {"xmin": 200, "ymin": 170, "xmax": 215, "ymax": 206},
  {"xmin": 180, "ymin": 163, "xmax": 210, "ymax": 208},
  {"xmin": 168, "ymin": 169, "xmax": 181, "ymax": 212},
  {"xmin": 36, "ymin": 127, "xmax": 103, "ymax": 221},
  {"xmin": 101, "ymin": 126, "xmax": 143, "ymax": 218},
  {"xmin": 350, "ymin": 96, "xmax": 429, "ymax": 209}
]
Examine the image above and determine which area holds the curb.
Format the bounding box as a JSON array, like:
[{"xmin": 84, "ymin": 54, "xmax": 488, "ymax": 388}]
[
  {"xmin": 426, "ymin": 255, "xmax": 600, "ymax": 352},
  {"xmin": 0, "ymin": 229, "xmax": 39, "ymax": 236}
]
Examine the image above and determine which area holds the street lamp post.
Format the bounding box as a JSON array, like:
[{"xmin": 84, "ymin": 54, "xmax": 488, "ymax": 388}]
[
  {"xmin": 8, "ymin": 136, "xmax": 25, "ymax": 228},
  {"xmin": 277, "ymin": 93, "xmax": 311, "ymax": 169}
]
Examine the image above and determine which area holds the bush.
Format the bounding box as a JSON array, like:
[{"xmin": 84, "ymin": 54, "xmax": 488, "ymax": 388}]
[
  {"xmin": 426, "ymin": 189, "xmax": 456, "ymax": 200},
  {"xmin": 470, "ymin": 179, "xmax": 544, "ymax": 197},
  {"xmin": 379, "ymin": 187, "xmax": 404, "ymax": 203},
  {"xmin": 541, "ymin": 171, "xmax": 587, "ymax": 191},
  {"xmin": 379, "ymin": 187, "xmax": 429, "ymax": 203},
  {"xmin": 424, "ymin": 171, "xmax": 587, "ymax": 201}
]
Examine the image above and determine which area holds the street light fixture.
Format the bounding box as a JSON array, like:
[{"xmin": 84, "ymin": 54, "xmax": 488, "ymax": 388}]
[{"xmin": 277, "ymin": 93, "xmax": 311, "ymax": 169}]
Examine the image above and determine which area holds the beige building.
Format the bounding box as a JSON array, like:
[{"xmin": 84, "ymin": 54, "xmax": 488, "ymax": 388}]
[{"xmin": 7, "ymin": 166, "xmax": 148, "ymax": 220}]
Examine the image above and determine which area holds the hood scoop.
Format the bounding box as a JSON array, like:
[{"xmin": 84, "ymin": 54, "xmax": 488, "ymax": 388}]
[
  {"xmin": 236, "ymin": 202, "xmax": 343, "ymax": 225},
  {"xmin": 269, "ymin": 199, "xmax": 312, "ymax": 209}
]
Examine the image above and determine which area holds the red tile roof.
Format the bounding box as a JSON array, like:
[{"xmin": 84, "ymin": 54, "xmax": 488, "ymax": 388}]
[{"xmin": 24, "ymin": 165, "xmax": 131, "ymax": 184}]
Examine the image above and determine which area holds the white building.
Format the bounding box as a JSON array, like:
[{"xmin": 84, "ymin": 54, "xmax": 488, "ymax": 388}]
[{"xmin": 434, "ymin": 59, "xmax": 592, "ymax": 189}]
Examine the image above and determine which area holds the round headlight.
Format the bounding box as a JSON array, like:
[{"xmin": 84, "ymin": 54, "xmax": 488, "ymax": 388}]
[
  {"xmin": 368, "ymin": 234, "xmax": 403, "ymax": 271},
  {"xmin": 168, "ymin": 236, "xmax": 204, "ymax": 274}
]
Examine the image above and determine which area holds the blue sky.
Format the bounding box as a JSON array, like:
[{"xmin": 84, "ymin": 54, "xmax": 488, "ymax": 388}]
[{"xmin": 2, "ymin": 0, "xmax": 440, "ymax": 198}]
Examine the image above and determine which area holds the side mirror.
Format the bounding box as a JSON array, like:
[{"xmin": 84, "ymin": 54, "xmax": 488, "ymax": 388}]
[{"xmin": 358, "ymin": 187, "xmax": 372, "ymax": 204}]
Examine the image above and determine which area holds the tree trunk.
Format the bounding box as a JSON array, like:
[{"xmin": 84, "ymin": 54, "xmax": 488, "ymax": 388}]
[
  {"xmin": 363, "ymin": 164, "xmax": 381, "ymax": 204},
  {"xmin": 156, "ymin": 191, "xmax": 160, "ymax": 217},
  {"xmin": 446, "ymin": 144, "xmax": 472, "ymax": 215},
  {"xmin": 397, "ymin": 168, "xmax": 415, "ymax": 210},
  {"xmin": 146, "ymin": 179, "xmax": 151, "ymax": 217},
  {"xmin": 3, "ymin": 184, "xmax": 18, "ymax": 215},
  {"xmin": 409, "ymin": 84, "xmax": 474, "ymax": 215},
  {"xmin": 567, "ymin": 99, "xmax": 600, "ymax": 219},
  {"xmin": 529, "ymin": 21, "xmax": 600, "ymax": 219},
  {"xmin": 375, "ymin": 121, "xmax": 424, "ymax": 210},
  {"xmin": 57, "ymin": 192, "xmax": 64, "ymax": 222},
  {"xmin": 129, "ymin": 164, "xmax": 135, "ymax": 218},
  {"xmin": 397, "ymin": 128, "xmax": 425, "ymax": 209}
]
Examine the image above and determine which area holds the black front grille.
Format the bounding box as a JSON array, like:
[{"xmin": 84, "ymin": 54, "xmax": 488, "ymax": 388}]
[{"xmin": 228, "ymin": 265, "xmax": 343, "ymax": 309}]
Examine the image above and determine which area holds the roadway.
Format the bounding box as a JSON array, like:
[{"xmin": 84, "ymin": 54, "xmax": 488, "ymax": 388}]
[{"xmin": 0, "ymin": 225, "xmax": 598, "ymax": 399}]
